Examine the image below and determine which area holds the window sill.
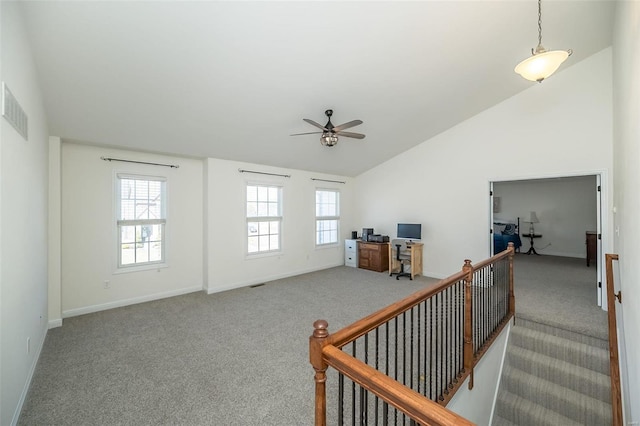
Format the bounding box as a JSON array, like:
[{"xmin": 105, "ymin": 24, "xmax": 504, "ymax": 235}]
[
  {"xmin": 114, "ymin": 262, "xmax": 168, "ymax": 275},
  {"xmin": 315, "ymin": 243, "xmax": 340, "ymax": 250},
  {"xmin": 245, "ymin": 250, "xmax": 283, "ymax": 260}
]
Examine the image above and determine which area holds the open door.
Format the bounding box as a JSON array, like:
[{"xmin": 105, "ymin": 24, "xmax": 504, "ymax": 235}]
[
  {"xmin": 489, "ymin": 182, "xmax": 495, "ymax": 255},
  {"xmin": 596, "ymin": 174, "xmax": 603, "ymax": 307}
]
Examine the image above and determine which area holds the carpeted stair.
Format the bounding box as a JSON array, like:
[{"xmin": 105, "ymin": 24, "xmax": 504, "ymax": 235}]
[{"xmin": 493, "ymin": 318, "xmax": 612, "ymax": 426}]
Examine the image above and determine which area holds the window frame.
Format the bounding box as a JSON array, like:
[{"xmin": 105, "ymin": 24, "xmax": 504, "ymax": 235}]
[
  {"xmin": 315, "ymin": 188, "xmax": 340, "ymax": 247},
  {"xmin": 246, "ymin": 183, "xmax": 283, "ymax": 255},
  {"xmin": 116, "ymin": 173, "xmax": 167, "ymax": 269}
]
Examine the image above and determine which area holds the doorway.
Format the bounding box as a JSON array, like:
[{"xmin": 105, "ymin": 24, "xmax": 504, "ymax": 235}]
[{"xmin": 489, "ymin": 174, "xmax": 604, "ymax": 308}]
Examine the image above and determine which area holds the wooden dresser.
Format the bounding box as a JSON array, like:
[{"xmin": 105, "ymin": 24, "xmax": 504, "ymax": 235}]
[
  {"xmin": 586, "ymin": 231, "xmax": 597, "ymax": 267},
  {"xmin": 357, "ymin": 241, "xmax": 389, "ymax": 272}
]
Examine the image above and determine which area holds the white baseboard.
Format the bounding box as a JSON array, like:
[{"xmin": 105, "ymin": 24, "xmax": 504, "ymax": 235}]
[
  {"xmin": 11, "ymin": 324, "xmax": 47, "ymax": 426},
  {"xmin": 48, "ymin": 318, "xmax": 63, "ymax": 329},
  {"xmin": 206, "ymin": 262, "xmax": 344, "ymax": 295},
  {"xmin": 423, "ymin": 270, "xmax": 447, "ymax": 280},
  {"xmin": 62, "ymin": 286, "xmax": 203, "ymax": 318},
  {"xmin": 526, "ymin": 250, "xmax": 582, "ymax": 258}
]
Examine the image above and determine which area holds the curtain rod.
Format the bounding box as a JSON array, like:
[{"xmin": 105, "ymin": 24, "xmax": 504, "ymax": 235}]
[
  {"xmin": 238, "ymin": 169, "xmax": 291, "ymax": 178},
  {"xmin": 311, "ymin": 178, "xmax": 346, "ymax": 184},
  {"xmin": 101, "ymin": 157, "xmax": 179, "ymax": 168}
]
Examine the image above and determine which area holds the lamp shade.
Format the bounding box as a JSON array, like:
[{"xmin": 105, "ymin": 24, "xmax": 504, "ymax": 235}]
[
  {"xmin": 515, "ymin": 49, "xmax": 571, "ymax": 82},
  {"xmin": 529, "ymin": 211, "xmax": 539, "ymax": 223}
]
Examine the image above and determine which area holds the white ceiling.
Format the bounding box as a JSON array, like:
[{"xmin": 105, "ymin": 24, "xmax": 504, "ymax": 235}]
[{"xmin": 20, "ymin": 1, "xmax": 615, "ymax": 177}]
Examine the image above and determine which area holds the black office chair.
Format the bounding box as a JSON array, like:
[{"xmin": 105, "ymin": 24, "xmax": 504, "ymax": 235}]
[{"xmin": 390, "ymin": 239, "xmax": 412, "ymax": 280}]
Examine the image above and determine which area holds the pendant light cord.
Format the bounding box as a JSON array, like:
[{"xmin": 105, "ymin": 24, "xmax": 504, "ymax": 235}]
[{"xmin": 537, "ymin": 0, "xmax": 543, "ymax": 46}]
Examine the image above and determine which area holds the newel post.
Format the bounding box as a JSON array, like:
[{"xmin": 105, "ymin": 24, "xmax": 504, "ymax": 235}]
[
  {"xmin": 507, "ymin": 242, "xmax": 515, "ymax": 319},
  {"xmin": 462, "ymin": 259, "xmax": 474, "ymax": 390},
  {"xmin": 310, "ymin": 319, "xmax": 329, "ymax": 426}
]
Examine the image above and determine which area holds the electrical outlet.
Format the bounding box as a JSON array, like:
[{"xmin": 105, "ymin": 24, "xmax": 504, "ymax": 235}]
[
  {"xmin": 27, "ymin": 337, "xmax": 31, "ymax": 354},
  {"xmin": 103, "ymin": 280, "xmax": 110, "ymax": 289}
]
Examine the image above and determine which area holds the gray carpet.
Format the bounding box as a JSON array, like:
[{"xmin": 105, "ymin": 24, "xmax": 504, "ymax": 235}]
[
  {"xmin": 19, "ymin": 255, "xmax": 606, "ymax": 425},
  {"xmin": 19, "ymin": 267, "xmax": 439, "ymax": 425},
  {"xmin": 512, "ymin": 253, "xmax": 607, "ymax": 340}
]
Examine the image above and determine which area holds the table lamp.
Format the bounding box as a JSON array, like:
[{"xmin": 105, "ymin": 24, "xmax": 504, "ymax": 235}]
[{"xmin": 527, "ymin": 211, "xmax": 539, "ymax": 235}]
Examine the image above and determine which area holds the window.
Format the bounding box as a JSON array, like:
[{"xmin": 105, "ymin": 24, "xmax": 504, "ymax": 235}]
[
  {"xmin": 246, "ymin": 184, "xmax": 282, "ymax": 254},
  {"xmin": 316, "ymin": 189, "xmax": 339, "ymax": 246},
  {"xmin": 117, "ymin": 174, "xmax": 166, "ymax": 267}
]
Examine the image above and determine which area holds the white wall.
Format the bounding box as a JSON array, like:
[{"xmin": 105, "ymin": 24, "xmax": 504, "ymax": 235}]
[
  {"xmin": 0, "ymin": 3, "xmax": 50, "ymax": 425},
  {"xmin": 612, "ymin": 1, "xmax": 640, "ymax": 423},
  {"xmin": 494, "ymin": 176, "xmax": 597, "ymax": 258},
  {"xmin": 59, "ymin": 143, "xmax": 204, "ymax": 316},
  {"xmin": 355, "ymin": 48, "xmax": 613, "ymax": 279},
  {"xmin": 448, "ymin": 323, "xmax": 510, "ymax": 425},
  {"xmin": 205, "ymin": 158, "xmax": 354, "ymax": 293}
]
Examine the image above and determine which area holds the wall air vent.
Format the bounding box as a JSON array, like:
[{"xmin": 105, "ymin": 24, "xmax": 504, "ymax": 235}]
[{"xmin": 2, "ymin": 82, "xmax": 28, "ymax": 140}]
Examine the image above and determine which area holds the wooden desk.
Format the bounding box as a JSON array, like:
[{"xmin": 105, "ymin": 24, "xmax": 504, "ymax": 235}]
[
  {"xmin": 388, "ymin": 242, "xmax": 424, "ymax": 280},
  {"xmin": 357, "ymin": 241, "xmax": 389, "ymax": 272}
]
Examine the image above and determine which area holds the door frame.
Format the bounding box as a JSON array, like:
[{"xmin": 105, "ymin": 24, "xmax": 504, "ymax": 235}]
[{"xmin": 489, "ymin": 169, "xmax": 609, "ymax": 310}]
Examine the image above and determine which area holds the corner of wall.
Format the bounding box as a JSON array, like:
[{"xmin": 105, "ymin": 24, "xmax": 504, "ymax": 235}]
[{"xmin": 48, "ymin": 136, "xmax": 62, "ymax": 325}]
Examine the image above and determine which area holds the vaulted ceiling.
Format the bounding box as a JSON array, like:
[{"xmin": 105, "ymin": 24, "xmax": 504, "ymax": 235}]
[{"xmin": 20, "ymin": 1, "xmax": 615, "ymax": 176}]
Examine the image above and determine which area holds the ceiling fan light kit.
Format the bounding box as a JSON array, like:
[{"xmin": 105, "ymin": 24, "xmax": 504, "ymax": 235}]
[
  {"xmin": 321, "ymin": 132, "xmax": 339, "ymax": 147},
  {"xmin": 515, "ymin": 0, "xmax": 572, "ymax": 83},
  {"xmin": 291, "ymin": 109, "xmax": 365, "ymax": 147}
]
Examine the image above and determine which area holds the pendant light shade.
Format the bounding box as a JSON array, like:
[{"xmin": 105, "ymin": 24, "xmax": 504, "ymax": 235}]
[
  {"xmin": 515, "ymin": 0, "xmax": 572, "ymax": 83},
  {"xmin": 515, "ymin": 47, "xmax": 572, "ymax": 82}
]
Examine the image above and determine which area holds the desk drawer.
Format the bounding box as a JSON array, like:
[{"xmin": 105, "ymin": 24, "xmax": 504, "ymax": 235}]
[{"xmin": 345, "ymin": 239, "xmax": 357, "ymax": 253}]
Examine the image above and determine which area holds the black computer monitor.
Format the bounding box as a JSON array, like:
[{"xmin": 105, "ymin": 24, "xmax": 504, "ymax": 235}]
[{"xmin": 397, "ymin": 223, "xmax": 421, "ymax": 241}]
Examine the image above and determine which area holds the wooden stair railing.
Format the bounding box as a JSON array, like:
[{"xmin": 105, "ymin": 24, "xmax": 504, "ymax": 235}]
[
  {"xmin": 310, "ymin": 243, "xmax": 516, "ymax": 425},
  {"xmin": 605, "ymin": 253, "xmax": 623, "ymax": 426}
]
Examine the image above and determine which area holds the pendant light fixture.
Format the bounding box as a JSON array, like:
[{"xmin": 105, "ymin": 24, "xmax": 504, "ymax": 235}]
[{"xmin": 515, "ymin": 0, "xmax": 572, "ymax": 83}]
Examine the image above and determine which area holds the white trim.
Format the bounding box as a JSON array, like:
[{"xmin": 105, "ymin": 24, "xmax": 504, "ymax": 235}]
[
  {"xmin": 116, "ymin": 174, "xmax": 167, "ymax": 268},
  {"xmin": 48, "ymin": 319, "xmax": 63, "ymax": 329},
  {"xmin": 489, "ymin": 169, "xmax": 610, "ymax": 311},
  {"xmin": 116, "ymin": 172, "xmax": 166, "ymax": 182},
  {"xmin": 315, "ymin": 188, "xmax": 340, "ymax": 246},
  {"xmin": 10, "ymin": 325, "xmax": 48, "ymax": 426},
  {"xmin": 112, "ymin": 262, "xmax": 169, "ymax": 274},
  {"xmin": 245, "ymin": 183, "xmax": 283, "ymax": 255},
  {"xmin": 206, "ymin": 262, "xmax": 344, "ymax": 295},
  {"xmin": 62, "ymin": 285, "xmax": 202, "ymax": 318},
  {"xmin": 487, "ymin": 322, "xmax": 512, "ymax": 426}
]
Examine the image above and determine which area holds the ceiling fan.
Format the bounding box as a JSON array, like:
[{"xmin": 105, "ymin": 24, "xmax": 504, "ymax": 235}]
[{"xmin": 291, "ymin": 109, "xmax": 365, "ymax": 147}]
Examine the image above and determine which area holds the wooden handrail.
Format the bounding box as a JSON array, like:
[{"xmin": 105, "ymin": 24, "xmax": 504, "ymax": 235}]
[
  {"xmin": 330, "ymin": 245, "xmax": 515, "ymax": 348},
  {"xmin": 323, "ymin": 345, "xmax": 475, "ymax": 426},
  {"xmin": 329, "ymin": 268, "xmax": 469, "ymax": 348},
  {"xmin": 311, "ymin": 244, "xmax": 516, "ymax": 425},
  {"xmin": 605, "ymin": 253, "xmax": 623, "ymax": 426}
]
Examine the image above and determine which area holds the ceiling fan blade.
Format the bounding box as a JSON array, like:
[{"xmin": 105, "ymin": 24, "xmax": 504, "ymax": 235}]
[
  {"xmin": 290, "ymin": 131, "xmax": 323, "ymax": 136},
  {"xmin": 333, "ymin": 119, "xmax": 363, "ymax": 132},
  {"xmin": 336, "ymin": 131, "xmax": 365, "ymax": 139},
  {"xmin": 303, "ymin": 118, "xmax": 328, "ymax": 131}
]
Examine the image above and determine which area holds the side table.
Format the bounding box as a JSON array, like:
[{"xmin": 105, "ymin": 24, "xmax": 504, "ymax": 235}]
[{"xmin": 521, "ymin": 233, "xmax": 542, "ymax": 255}]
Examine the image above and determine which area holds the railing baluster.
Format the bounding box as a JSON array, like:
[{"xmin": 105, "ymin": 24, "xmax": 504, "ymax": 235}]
[
  {"xmin": 417, "ymin": 303, "xmax": 421, "ymax": 395},
  {"xmin": 375, "ymin": 327, "xmax": 379, "ymax": 425},
  {"xmin": 339, "ymin": 372, "xmax": 344, "ymax": 425},
  {"xmin": 312, "ymin": 247, "xmax": 515, "ymax": 425},
  {"xmin": 363, "ymin": 333, "xmax": 369, "ymax": 425},
  {"xmin": 352, "ymin": 341, "xmax": 356, "ymax": 426}
]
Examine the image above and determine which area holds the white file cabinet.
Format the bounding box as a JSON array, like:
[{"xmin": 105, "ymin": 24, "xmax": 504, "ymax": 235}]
[{"xmin": 345, "ymin": 239, "xmax": 358, "ymax": 267}]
